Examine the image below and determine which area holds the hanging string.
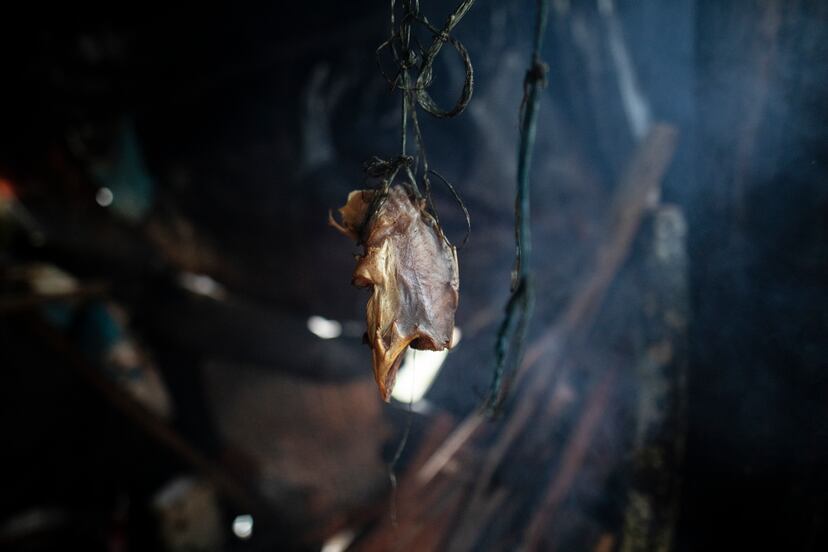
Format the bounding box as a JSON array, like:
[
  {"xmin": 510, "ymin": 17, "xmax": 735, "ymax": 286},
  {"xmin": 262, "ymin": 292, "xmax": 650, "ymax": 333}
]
[
  {"xmin": 486, "ymin": 0, "xmax": 550, "ymax": 413},
  {"xmin": 387, "ymin": 402, "xmax": 413, "ymax": 527},
  {"xmin": 374, "ymin": 2, "xmax": 477, "ymax": 524},
  {"xmin": 368, "ymin": 0, "xmax": 475, "ymax": 244}
]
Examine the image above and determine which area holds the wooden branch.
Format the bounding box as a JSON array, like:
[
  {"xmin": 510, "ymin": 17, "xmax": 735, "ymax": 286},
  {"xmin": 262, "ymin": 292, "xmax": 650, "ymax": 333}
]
[
  {"xmin": 619, "ymin": 206, "xmax": 689, "ymax": 552},
  {"xmin": 528, "ymin": 123, "xmax": 679, "ymax": 363},
  {"xmin": 0, "ymin": 284, "xmax": 108, "ymax": 313},
  {"xmin": 730, "ymin": 1, "xmax": 781, "ymax": 226},
  {"xmin": 418, "ymin": 410, "xmax": 485, "ymax": 485},
  {"xmin": 522, "ymin": 366, "xmax": 617, "ymax": 550},
  {"xmin": 329, "ymin": 414, "xmax": 458, "ymax": 550}
]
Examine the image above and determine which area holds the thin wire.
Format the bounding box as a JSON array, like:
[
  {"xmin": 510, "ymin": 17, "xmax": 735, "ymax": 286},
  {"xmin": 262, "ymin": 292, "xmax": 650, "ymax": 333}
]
[
  {"xmin": 430, "ymin": 169, "xmax": 471, "ymax": 247},
  {"xmin": 388, "ymin": 351, "xmax": 415, "ymax": 526},
  {"xmin": 486, "ymin": 0, "xmax": 550, "ymax": 414},
  {"xmin": 369, "ymin": 0, "xmax": 476, "ymax": 242}
]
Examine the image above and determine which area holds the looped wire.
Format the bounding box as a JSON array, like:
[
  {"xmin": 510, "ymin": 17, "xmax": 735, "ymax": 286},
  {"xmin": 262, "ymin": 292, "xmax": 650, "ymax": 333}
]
[
  {"xmin": 412, "ymin": 14, "xmax": 474, "ymax": 118},
  {"xmin": 377, "ymin": 1, "xmax": 475, "ymax": 118},
  {"xmin": 367, "ymin": 0, "xmax": 476, "ymax": 247}
]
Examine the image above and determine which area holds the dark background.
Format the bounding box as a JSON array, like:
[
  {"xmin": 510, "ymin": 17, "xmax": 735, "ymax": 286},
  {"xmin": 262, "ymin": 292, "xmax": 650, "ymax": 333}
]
[{"xmin": 1, "ymin": 1, "xmax": 826, "ymax": 550}]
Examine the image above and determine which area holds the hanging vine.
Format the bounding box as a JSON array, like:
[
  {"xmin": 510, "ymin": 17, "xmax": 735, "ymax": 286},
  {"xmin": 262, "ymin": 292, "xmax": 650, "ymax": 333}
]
[{"xmin": 485, "ymin": 0, "xmax": 550, "ymax": 413}]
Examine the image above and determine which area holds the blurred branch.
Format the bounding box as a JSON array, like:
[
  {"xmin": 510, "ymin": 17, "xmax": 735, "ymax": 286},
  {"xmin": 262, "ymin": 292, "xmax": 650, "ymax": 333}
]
[
  {"xmin": 522, "ymin": 366, "xmax": 618, "ymax": 550},
  {"xmin": 730, "ymin": 0, "xmax": 781, "ymax": 226},
  {"xmin": 599, "ymin": 0, "xmax": 652, "ymax": 140},
  {"xmin": 619, "ymin": 206, "xmax": 689, "ymax": 552},
  {"xmin": 0, "ymin": 284, "xmax": 108, "ymax": 313}
]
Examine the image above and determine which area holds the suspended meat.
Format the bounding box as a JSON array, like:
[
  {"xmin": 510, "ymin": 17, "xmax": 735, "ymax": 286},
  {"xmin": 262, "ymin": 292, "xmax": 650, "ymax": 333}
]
[{"xmin": 330, "ymin": 185, "xmax": 459, "ymax": 401}]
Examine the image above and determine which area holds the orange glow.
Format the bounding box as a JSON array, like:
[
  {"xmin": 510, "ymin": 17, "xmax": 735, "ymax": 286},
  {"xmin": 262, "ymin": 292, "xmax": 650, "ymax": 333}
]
[{"xmin": 0, "ymin": 178, "xmax": 15, "ymax": 201}]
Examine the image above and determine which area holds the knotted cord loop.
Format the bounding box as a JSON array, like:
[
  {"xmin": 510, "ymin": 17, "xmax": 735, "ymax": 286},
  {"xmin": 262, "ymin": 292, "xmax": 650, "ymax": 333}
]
[{"xmin": 377, "ymin": 1, "xmax": 475, "ymax": 118}]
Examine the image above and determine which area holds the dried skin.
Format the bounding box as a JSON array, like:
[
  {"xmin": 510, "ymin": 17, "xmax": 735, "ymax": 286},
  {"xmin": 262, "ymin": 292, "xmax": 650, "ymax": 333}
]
[{"xmin": 330, "ymin": 186, "xmax": 459, "ymax": 401}]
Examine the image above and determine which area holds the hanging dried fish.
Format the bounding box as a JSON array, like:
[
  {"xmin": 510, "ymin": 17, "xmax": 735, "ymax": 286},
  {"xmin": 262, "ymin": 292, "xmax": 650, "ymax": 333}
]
[{"xmin": 330, "ymin": 185, "xmax": 459, "ymax": 401}]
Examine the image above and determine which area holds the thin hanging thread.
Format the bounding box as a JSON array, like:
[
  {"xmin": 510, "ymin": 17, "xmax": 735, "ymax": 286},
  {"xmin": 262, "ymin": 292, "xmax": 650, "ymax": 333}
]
[
  {"xmin": 367, "ymin": 0, "xmax": 476, "ymax": 246},
  {"xmin": 388, "ymin": 407, "xmax": 413, "ymax": 527},
  {"xmin": 378, "ymin": 1, "xmax": 477, "ymax": 524},
  {"xmin": 388, "ymin": 352, "xmax": 415, "ymax": 527},
  {"xmin": 486, "ymin": 0, "xmax": 550, "ymax": 414}
]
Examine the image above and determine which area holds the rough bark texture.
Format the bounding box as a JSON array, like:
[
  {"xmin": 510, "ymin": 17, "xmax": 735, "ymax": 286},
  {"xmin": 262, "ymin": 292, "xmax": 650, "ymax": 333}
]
[{"xmin": 620, "ymin": 206, "xmax": 689, "ymax": 552}]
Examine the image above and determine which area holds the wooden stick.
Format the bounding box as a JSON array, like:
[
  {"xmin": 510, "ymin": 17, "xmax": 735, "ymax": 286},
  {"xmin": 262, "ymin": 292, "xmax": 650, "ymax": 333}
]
[
  {"xmin": 619, "ymin": 206, "xmax": 689, "ymax": 552},
  {"xmin": 418, "ymin": 410, "xmax": 485, "ymax": 485},
  {"xmin": 0, "ymin": 284, "xmax": 108, "ymax": 313},
  {"xmin": 522, "ymin": 366, "xmax": 617, "ymax": 550},
  {"xmin": 327, "ymin": 414, "xmax": 458, "ymax": 548}
]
